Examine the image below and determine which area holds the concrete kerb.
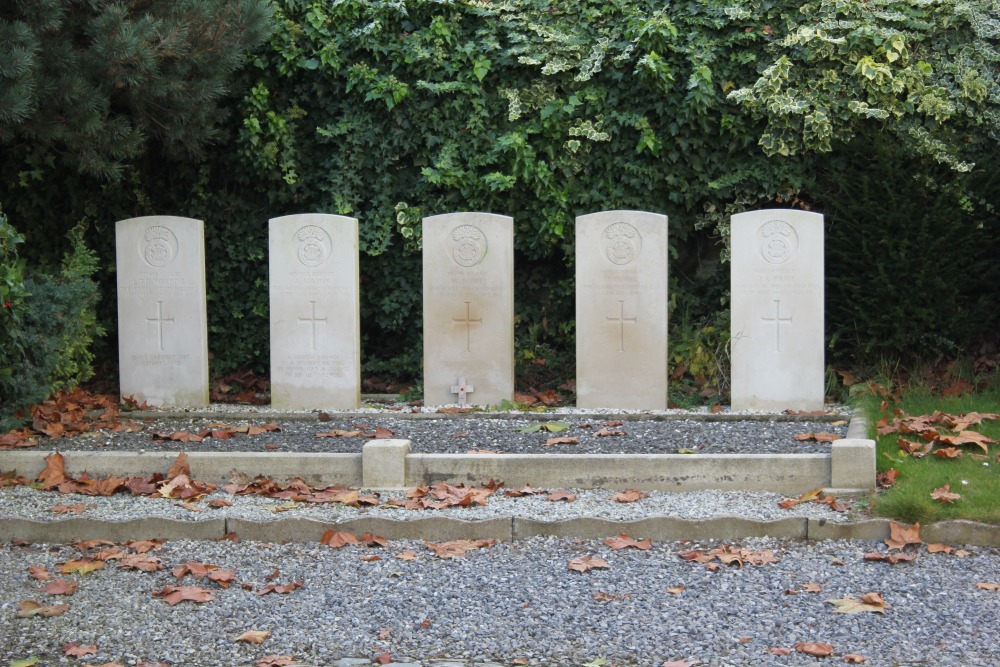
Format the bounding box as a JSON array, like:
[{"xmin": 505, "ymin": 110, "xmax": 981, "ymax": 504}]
[{"xmin": 5, "ymin": 516, "xmax": 1000, "ymax": 547}]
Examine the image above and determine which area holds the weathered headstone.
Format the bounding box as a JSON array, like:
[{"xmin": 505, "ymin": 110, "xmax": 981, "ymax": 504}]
[
  {"xmin": 423, "ymin": 212, "xmax": 514, "ymax": 406},
  {"xmin": 116, "ymin": 216, "xmax": 208, "ymax": 407},
  {"xmin": 269, "ymin": 214, "xmax": 360, "ymax": 410},
  {"xmin": 575, "ymin": 210, "xmax": 669, "ymax": 409},
  {"xmin": 730, "ymin": 209, "xmax": 824, "ymax": 411}
]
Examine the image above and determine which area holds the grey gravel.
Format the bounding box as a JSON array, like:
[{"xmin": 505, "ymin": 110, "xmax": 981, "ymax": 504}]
[
  {"xmin": 44, "ymin": 414, "xmax": 849, "ymax": 455},
  {"xmin": 1, "ymin": 534, "xmax": 997, "ymax": 667},
  {"xmin": 8, "ymin": 406, "xmax": 993, "ymax": 667}
]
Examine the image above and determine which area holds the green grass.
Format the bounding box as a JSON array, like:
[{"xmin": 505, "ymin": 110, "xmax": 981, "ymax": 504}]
[{"xmin": 859, "ymin": 386, "xmax": 1000, "ymax": 524}]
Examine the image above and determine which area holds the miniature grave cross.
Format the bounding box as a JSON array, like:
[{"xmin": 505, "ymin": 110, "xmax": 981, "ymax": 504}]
[
  {"xmin": 146, "ymin": 300, "xmax": 174, "ymax": 352},
  {"xmin": 450, "ymin": 377, "xmax": 474, "ymax": 405}
]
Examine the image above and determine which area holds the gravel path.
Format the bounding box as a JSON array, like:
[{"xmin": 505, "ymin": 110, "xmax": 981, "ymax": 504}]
[{"xmin": 1, "ymin": 534, "xmax": 997, "ymax": 667}]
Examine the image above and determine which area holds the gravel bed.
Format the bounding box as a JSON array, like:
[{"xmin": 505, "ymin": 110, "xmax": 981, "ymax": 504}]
[
  {"xmin": 42, "ymin": 414, "xmax": 849, "ymax": 455},
  {"xmin": 0, "ymin": 484, "xmax": 858, "ymax": 524},
  {"xmin": 1, "ymin": 534, "xmax": 997, "ymax": 667}
]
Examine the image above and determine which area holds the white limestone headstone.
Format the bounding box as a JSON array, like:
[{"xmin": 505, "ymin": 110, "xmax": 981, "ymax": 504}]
[
  {"xmin": 422, "ymin": 212, "xmax": 514, "ymax": 406},
  {"xmin": 575, "ymin": 210, "xmax": 669, "ymax": 409},
  {"xmin": 116, "ymin": 216, "xmax": 208, "ymax": 407},
  {"xmin": 730, "ymin": 209, "xmax": 825, "ymax": 411},
  {"xmin": 269, "ymin": 214, "xmax": 360, "ymax": 410}
]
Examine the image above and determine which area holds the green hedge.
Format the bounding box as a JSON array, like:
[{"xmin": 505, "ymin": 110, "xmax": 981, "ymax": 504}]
[{"xmin": 2, "ymin": 0, "xmax": 998, "ymax": 389}]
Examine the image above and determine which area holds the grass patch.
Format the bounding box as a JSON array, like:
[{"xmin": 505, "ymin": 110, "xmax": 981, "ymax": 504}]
[{"xmin": 860, "ymin": 387, "xmax": 1000, "ymax": 524}]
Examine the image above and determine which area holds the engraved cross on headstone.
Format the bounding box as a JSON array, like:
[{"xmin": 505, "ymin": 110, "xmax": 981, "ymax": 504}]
[
  {"xmin": 452, "ymin": 301, "xmax": 483, "ymax": 352},
  {"xmin": 606, "ymin": 300, "xmax": 637, "ymax": 352},
  {"xmin": 761, "ymin": 298, "xmax": 792, "ymax": 351},
  {"xmin": 450, "ymin": 377, "xmax": 474, "ymax": 405},
  {"xmin": 298, "ymin": 300, "xmax": 328, "ymax": 352},
  {"xmin": 146, "ymin": 300, "xmax": 174, "ymax": 352}
]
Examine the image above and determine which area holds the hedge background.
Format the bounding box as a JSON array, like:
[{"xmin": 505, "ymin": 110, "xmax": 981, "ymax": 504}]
[{"xmin": 2, "ymin": 0, "xmax": 998, "ymax": 405}]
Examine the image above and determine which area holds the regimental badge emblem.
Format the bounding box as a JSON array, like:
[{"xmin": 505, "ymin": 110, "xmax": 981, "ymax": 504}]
[
  {"xmin": 142, "ymin": 226, "xmax": 178, "ymax": 267},
  {"xmin": 757, "ymin": 220, "xmax": 798, "ymax": 264},
  {"xmin": 450, "ymin": 225, "xmax": 487, "ymax": 267},
  {"xmin": 602, "ymin": 222, "xmax": 641, "ymax": 265},
  {"xmin": 295, "ymin": 225, "xmax": 332, "ymax": 267}
]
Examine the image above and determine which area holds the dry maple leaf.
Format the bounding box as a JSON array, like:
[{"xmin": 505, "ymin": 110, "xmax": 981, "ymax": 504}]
[
  {"xmin": 927, "ymin": 543, "xmax": 955, "ymax": 554},
  {"xmin": 396, "ymin": 550, "xmax": 418, "ymax": 561},
  {"xmin": 424, "ymin": 539, "xmax": 494, "ymax": 559},
  {"xmin": 50, "ymin": 503, "xmax": 86, "ymax": 516},
  {"xmin": 930, "ymin": 484, "xmax": 961, "ymax": 503},
  {"xmin": 256, "ymin": 657, "xmax": 298, "ymax": 667},
  {"xmin": 546, "ymin": 490, "xmax": 576, "ymax": 502},
  {"xmin": 59, "ymin": 558, "xmax": 104, "ymax": 575},
  {"xmin": 935, "ymin": 430, "xmax": 996, "ymax": 455},
  {"xmin": 844, "ymin": 655, "xmax": 867, "ymax": 664},
  {"xmin": 152, "ymin": 585, "xmax": 215, "ymax": 605},
  {"xmin": 363, "ymin": 532, "xmax": 388, "ymax": 548},
  {"xmin": 794, "ymin": 432, "xmax": 843, "ymax": 443},
  {"xmin": 876, "ymin": 468, "xmax": 898, "ymax": 488},
  {"xmin": 977, "ymin": 582, "xmax": 1000, "ymax": 591},
  {"xmin": 167, "ymin": 452, "xmax": 191, "ymax": 479},
  {"xmin": 594, "ymin": 427, "xmax": 625, "ymax": 437},
  {"xmin": 662, "ymin": 660, "xmax": 700, "ymax": 667},
  {"xmin": 321, "ymin": 530, "xmax": 360, "ymax": 548},
  {"xmin": 611, "ymin": 489, "xmax": 648, "ymax": 503},
  {"xmin": 37, "ymin": 451, "xmax": 68, "ymax": 489},
  {"xmin": 884, "ymin": 521, "xmax": 922, "ymax": 550},
  {"xmin": 17, "ymin": 600, "xmax": 70, "ymax": 617},
  {"xmin": 666, "ymin": 586, "xmax": 684, "ymax": 595},
  {"xmin": 768, "ymin": 647, "xmax": 792, "ymax": 656},
  {"xmin": 863, "ymin": 552, "xmax": 916, "ymax": 565},
  {"xmin": 794, "ymin": 641, "xmax": 834, "ymax": 657},
  {"xmin": 64, "ymin": 643, "xmax": 98, "ymax": 658},
  {"xmin": 603, "ymin": 534, "xmax": 653, "ymax": 551},
  {"xmin": 544, "ymin": 436, "xmax": 580, "ymax": 446},
  {"xmin": 235, "ymin": 630, "xmax": 272, "ymax": 644},
  {"xmin": 42, "ymin": 578, "xmax": 78, "ymax": 595},
  {"xmin": 119, "ymin": 554, "xmax": 164, "ymax": 572},
  {"xmin": 567, "ymin": 555, "xmax": 611, "ymax": 573},
  {"xmin": 825, "ymin": 593, "xmax": 890, "ymax": 614},
  {"xmin": 27, "ymin": 566, "xmax": 51, "ymax": 581},
  {"xmin": 933, "ymin": 447, "xmax": 964, "ymax": 459},
  {"xmin": 257, "ymin": 581, "xmax": 304, "ymax": 596}
]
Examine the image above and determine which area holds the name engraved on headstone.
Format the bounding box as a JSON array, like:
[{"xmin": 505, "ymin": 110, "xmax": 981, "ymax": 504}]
[{"xmin": 576, "ymin": 210, "xmax": 668, "ymax": 409}]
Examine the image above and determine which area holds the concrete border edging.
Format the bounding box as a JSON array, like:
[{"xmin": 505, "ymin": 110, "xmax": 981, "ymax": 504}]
[{"xmin": 6, "ymin": 515, "xmax": 998, "ymax": 547}]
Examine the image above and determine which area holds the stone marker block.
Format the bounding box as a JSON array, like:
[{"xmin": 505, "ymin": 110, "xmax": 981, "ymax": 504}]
[
  {"xmin": 830, "ymin": 438, "xmax": 876, "ymax": 491},
  {"xmin": 731, "ymin": 209, "xmax": 824, "ymax": 411},
  {"xmin": 116, "ymin": 216, "xmax": 208, "ymax": 407},
  {"xmin": 422, "ymin": 212, "xmax": 514, "ymax": 406},
  {"xmin": 363, "ymin": 439, "xmax": 411, "ymax": 489},
  {"xmin": 269, "ymin": 214, "xmax": 360, "ymax": 409},
  {"xmin": 575, "ymin": 210, "xmax": 668, "ymax": 409}
]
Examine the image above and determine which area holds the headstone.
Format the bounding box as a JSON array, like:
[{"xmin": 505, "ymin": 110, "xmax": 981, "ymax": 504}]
[
  {"xmin": 116, "ymin": 216, "xmax": 208, "ymax": 407},
  {"xmin": 575, "ymin": 210, "xmax": 669, "ymax": 409},
  {"xmin": 423, "ymin": 212, "xmax": 514, "ymax": 406},
  {"xmin": 269, "ymin": 214, "xmax": 360, "ymax": 409},
  {"xmin": 730, "ymin": 209, "xmax": 824, "ymax": 411}
]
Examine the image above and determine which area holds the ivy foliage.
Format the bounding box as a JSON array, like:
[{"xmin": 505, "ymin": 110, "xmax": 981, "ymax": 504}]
[{"xmin": 730, "ymin": 0, "xmax": 1000, "ymax": 171}]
